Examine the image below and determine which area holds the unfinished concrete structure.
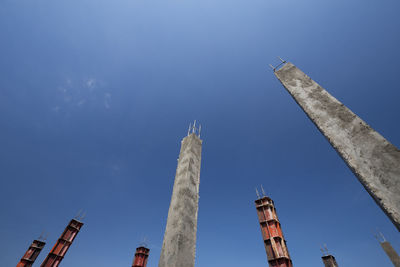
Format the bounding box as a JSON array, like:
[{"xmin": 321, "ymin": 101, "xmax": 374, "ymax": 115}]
[
  {"xmin": 132, "ymin": 246, "xmax": 150, "ymax": 267},
  {"xmin": 274, "ymin": 62, "xmax": 400, "ymax": 231},
  {"xmin": 376, "ymin": 232, "xmax": 400, "ymax": 267},
  {"xmin": 322, "ymin": 255, "xmax": 339, "ymax": 267},
  {"xmin": 17, "ymin": 239, "xmax": 46, "ymax": 267},
  {"xmin": 40, "ymin": 218, "xmax": 84, "ymax": 267},
  {"xmin": 320, "ymin": 246, "xmax": 338, "ymax": 267},
  {"xmin": 158, "ymin": 122, "xmax": 202, "ymax": 267},
  {"xmin": 255, "ymin": 187, "xmax": 292, "ymax": 267},
  {"xmin": 381, "ymin": 242, "xmax": 400, "ymax": 267}
]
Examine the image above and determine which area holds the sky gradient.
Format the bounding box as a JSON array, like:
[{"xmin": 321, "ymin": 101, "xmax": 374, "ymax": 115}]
[{"xmin": 1, "ymin": 0, "xmax": 400, "ymax": 266}]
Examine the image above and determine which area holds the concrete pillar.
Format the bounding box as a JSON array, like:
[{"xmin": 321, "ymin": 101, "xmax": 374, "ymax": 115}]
[
  {"xmin": 17, "ymin": 239, "xmax": 46, "ymax": 267},
  {"xmin": 274, "ymin": 62, "xmax": 400, "ymax": 231},
  {"xmin": 381, "ymin": 242, "xmax": 400, "ymax": 267},
  {"xmin": 132, "ymin": 246, "xmax": 150, "ymax": 267},
  {"xmin": 158, "ymin": 128, "xmax": 202, "ymax": 267},
  {"xmin": 40, "ymin": 219, "xmax": 84, "ymax": 267},
  {"xmin": 322, "ymin": 255, "xmax": 339, "ymax": 267},
  {"xmin": 255, "ymin": 194, "xmax": 292, "ymax": 267}
]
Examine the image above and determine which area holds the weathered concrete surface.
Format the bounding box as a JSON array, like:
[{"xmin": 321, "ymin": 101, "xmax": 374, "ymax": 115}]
[
  {"xmin": 275, "ymin": 62, "xmax": 400, "ymax": 231},
  {"xmin": 381, "ymin": 242, "xmax": 400, "ymax": 267},
  {"xmin": 158, "ymin": 133, "xmax": 202, "ymax": 267}
]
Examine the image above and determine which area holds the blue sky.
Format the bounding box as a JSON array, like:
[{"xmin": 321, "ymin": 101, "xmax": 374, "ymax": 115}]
[{"xmin": 1, "ymin": 0, "xmax": 400, "ymax": 266}]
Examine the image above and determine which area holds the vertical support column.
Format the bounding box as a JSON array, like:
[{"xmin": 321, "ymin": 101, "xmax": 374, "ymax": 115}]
[
  {"xmin": 255, "ymin": 195, "xmax": 292, "ymax": 267},
  {"xmin": 321, "ymin": 255, "xmax": 339, "ymax": 267},
  {"xmin": 274, "ymin": 62, "xmax": 400, "ymax": 231},
  {"xmin": 159, "ymin": 123, "xmax": 203, "ymax": 267},
  {"xmin": 40, "ymin": 219, "xmax": 83, "ymax": 267},
  {"xmin": 17, "ymin": 239, "xmax": 46, "ymax": 267},
  {"xmin": 132, "ymin": 246, "xmax": 150, "ymax": 267},
  {"xmin": 380, "ymin": 242, "xmax": 400, "ymax": 266}
]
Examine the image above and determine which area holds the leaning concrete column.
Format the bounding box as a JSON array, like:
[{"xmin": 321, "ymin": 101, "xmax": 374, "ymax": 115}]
[
  {"xmin": 381, "ymin": 242, "xmax": 400, "ymax": 266},
  {"xmin": 274, "ymin": 62, "xmax": 400, "ymax": 231}
]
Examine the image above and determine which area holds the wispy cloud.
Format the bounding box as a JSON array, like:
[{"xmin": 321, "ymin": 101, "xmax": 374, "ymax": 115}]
[
  {"xmin": 54, "ymin": 76, "xmax": 109, "ymax": 112},
  {"xmin": 77, "ymin": 99, "xmax": 86, "ymax": 107},
  {"xmin": 104, "ymin": 93, "xmax": 111, "ymax": 109},
  {"xmin": 86, "ymin": 78, "xmax": 97, "ymax": 90}
]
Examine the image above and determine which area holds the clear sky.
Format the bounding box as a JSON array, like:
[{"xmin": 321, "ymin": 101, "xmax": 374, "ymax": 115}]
[{"xmin": 1, "ymin": 0, "xmax": 400, "ymax": 266}]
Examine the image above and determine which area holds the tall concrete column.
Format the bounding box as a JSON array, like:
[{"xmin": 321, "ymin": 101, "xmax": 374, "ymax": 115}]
[
  {"xmin": 158, "ymin": 124, "xmax": 202, "ymax": 267},
  {"xmin": 381, "ymin": 242, "xmax": 400, "ymax": 267},
  {"xmin": 40, "ymin": 218, "xmax": 84, "ymax": 267},
  {"xmin": 376, "ymin": 233, "xmax": 400, "ymax": 267},
  {"xmin": 17, "ymin": 239, "xmax": 46, "ymax": 267},
  {"xmin": 274, "ymin": 62, "xmax": 400, "ymax": 231},
  {"xmin": 255, "ymin": 191, "xmax": 292, "ymax": 267},
  {"xmin": 322, "ymin": 255, "xmax": 339, "ymax": 267}
]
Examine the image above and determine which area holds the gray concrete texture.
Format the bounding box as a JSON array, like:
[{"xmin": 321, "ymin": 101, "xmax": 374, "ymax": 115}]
[
  {"xmin": 381, "ymin": 242, "xmax": 400, "ymax": 267},
  {"xmin": 158, "ymin": 133, "xmax": 202, "ymax": 267},
  {"xmin": 275, "ymin": 62, "xmax": 400, "ymax": 231}
]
